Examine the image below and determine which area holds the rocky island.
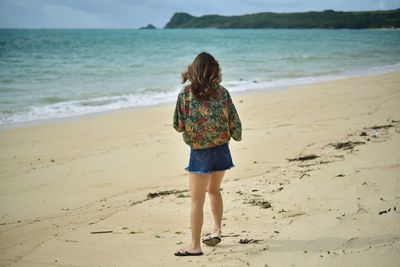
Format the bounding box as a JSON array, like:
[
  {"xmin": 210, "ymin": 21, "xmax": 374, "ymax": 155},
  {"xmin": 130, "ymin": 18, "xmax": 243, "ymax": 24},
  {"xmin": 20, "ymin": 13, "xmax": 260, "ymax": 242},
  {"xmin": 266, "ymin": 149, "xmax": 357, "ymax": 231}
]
[
  {"xmin": 139, "ymin": 24, "xmax": 157, "ymax": 30},
  {"xmin": 164, "ymin": 9, "xmax": 400, "ymax": 29}
]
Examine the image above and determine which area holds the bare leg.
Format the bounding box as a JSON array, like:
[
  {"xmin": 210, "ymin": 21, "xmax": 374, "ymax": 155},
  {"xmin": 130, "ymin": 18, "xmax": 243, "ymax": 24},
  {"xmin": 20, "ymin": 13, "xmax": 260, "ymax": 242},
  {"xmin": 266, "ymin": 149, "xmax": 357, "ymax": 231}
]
[
  {"xmin": 207, "ymin": 171, "xmax": 225, "ymax": 237},
  {"xmin": 185, "ymin": 173, "xmax": 210, "ymax": 252}
]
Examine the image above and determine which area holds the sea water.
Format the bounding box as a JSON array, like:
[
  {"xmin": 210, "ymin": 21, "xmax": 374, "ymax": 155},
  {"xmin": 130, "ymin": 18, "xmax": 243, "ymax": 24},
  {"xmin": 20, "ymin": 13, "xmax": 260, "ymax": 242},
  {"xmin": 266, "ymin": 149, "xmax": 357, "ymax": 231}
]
[{"xmin": 1, "ymin": 29, "xmax": 399, "ymax": 125}]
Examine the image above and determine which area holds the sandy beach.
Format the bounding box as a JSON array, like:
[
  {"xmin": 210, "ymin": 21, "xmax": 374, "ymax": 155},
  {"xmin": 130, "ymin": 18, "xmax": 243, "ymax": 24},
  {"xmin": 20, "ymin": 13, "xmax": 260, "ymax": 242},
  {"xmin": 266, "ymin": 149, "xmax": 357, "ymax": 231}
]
[{"xmin": 1, "ymin": 71, "xmax": 400, "ymax": 267}]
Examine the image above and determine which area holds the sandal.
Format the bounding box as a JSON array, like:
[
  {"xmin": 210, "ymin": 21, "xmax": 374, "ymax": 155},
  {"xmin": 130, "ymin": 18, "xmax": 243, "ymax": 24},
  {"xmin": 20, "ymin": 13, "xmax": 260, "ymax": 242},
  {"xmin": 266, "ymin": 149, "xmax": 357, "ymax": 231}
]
[
  {"xmin": 203, "ymin": 228, "xmax": 222, "ymax": 246},
  {"xmin": 174, "ymin": 249, "xmax": 203, "ymax": 256},
  {"xmin": 202, "ymin": 236, "xmax": 221, "ymax": 246}
]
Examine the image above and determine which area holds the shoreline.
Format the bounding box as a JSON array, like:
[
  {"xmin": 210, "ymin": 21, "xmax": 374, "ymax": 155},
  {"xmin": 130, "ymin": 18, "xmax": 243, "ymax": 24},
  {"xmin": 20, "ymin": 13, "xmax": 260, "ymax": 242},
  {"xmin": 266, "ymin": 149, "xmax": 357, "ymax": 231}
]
[
  {"xmin": 2, "ymin": 65, "xmax": 400, "ymax": 131},
  {"xmin": 0, "ymin": 70, "xmax": 399, "ymax": 266}
]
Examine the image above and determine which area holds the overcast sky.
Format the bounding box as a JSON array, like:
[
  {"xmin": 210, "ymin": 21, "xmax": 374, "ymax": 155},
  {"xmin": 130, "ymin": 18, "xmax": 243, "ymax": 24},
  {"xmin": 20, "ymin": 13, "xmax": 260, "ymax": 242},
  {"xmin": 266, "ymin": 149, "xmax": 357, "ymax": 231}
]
[{"xmin": 1, "ymin": 0, "xmax": 399, "ymax": 29}]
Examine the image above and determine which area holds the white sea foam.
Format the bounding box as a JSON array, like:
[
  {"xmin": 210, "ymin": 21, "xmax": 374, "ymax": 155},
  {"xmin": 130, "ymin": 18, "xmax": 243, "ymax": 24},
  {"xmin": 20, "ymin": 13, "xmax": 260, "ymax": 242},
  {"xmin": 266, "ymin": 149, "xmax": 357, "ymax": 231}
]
[
  {"xmin": 1, "ymin": 63, "xmax": 399, "ymax": 127},
  {"xmin": 225, "ymin": 62, "xmax": 400, "ymax": 93},
  {"xmin": 0, "ymin": 89, "xmax": 181, "ymax": 126}
]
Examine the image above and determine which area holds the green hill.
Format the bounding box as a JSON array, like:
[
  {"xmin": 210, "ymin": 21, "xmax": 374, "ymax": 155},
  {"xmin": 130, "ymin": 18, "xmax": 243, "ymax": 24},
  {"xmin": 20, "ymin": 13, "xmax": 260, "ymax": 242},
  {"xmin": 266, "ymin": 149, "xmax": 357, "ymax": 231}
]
[{"xmin": 164, "ymin": 9, "xmax": 400, "ymax": 29}]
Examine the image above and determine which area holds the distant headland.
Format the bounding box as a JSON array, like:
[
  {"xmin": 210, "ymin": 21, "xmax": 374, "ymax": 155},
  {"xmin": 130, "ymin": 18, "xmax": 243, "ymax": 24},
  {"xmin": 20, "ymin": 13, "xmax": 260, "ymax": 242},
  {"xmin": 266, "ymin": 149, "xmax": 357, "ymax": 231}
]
[{"xmin": 164, "ymin": 9, "xmax": 400, "ymax": 29}]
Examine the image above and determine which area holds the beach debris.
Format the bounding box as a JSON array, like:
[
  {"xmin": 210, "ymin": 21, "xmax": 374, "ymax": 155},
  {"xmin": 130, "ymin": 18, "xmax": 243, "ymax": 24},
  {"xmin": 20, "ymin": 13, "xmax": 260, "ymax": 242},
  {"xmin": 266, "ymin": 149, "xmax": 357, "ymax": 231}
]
[
  {"xmin": 177, "ymin": 193, "xmax": 190, "ymax": 198},
  {"xmin": 335, "ymin": 174, "xmax": 345, "ymax": 177},
  {"xmin": 90, "ymin": 228, "xmax": 143, "ymax": 234},
  {"xmin": 147, "ymin": 189, "xmax": 187, "ymax": 199},
  {"xmin": 245, "ymin": 199, "xmax": 272, "ymax": 209},
  {"xmin": 271, "ymin": 187, "xmax": 284, "ymax": 193},
  {"xmin": 50, "ymin": 159, "xmax": 56, "ymax": 162},
  {"xmin": 330, "ymin": 141, "xmax": 365, "ymax": 150},
  {"xmin": 360, "ymin": 131, "xmax": 368, "ymax": 136},
  {"xmin": 278, "ymin": 208, "xmax": 288, "ymax": 214},
  {"xmin": 287, "ymin": 211, "xmax": 306, "ymax": 218},
  {"xmin": 369, "ymin": 124, "xmax": 393, "ymax": 130},
  {"xmin": 277, "ymin": 123, "xmax": 293, "ymax": 128},
  {"xmin": 334, "ymin": 155, "xmax": 345, "ymax": 159},
  {"xmin": 299, "ymin": 173, "xmax": 310, "ymax": 179},
  {"xmin": 236, "ymin": 190, "xmax": 244, "ymax": 195},
  {"xmin": 128, "ymin": 199, "xmax": 146, "ymax": 207},
  {"xmin": 336, "ymin": 213, "xmax": 346, "ymax": 220},
  {"xmin": 90, "ymin": 230, "xmax": 113, "ymax": 234},
  {"xmin": 337, "ymin": 237, "xmax": 359, "ymax": 249},
  {"xmin": 378, "ymin": 207, "xmax": 394, "ymax": 215},
  {"xmin": 221, "ymin": 233, "xmax": 241, "ymax": 238},
  {"xmin": 239, "ymin": 238, "xmax": 262, "ymax": 244},
  {"xmin": 129, "ymin": 230, "xmax": 143, "ymax": 234},
  {"xmin": 287, "ymin": 154, "xmax": 319, "ymax": 162}
]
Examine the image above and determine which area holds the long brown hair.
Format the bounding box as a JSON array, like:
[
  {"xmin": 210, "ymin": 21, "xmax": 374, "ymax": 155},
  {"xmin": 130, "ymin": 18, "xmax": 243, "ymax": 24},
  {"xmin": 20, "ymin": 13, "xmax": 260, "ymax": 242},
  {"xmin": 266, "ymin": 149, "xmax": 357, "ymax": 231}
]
[{"xmin": 181, "ymin": 52, "xmax": 222, "ymax": 100}]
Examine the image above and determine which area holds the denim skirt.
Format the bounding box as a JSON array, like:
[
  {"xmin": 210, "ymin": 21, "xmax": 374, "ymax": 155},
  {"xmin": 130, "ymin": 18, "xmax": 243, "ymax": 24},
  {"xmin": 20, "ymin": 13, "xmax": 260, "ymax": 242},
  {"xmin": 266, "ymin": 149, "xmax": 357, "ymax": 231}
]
[{"xmin": 185, "ymin": 142, "xmax": 235, "ymax": 174}]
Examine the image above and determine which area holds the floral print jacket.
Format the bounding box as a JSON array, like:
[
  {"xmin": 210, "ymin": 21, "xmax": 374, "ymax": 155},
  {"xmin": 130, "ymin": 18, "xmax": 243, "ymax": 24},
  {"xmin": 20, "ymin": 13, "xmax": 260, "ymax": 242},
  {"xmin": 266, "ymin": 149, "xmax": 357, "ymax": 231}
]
[{"xmin": 173, "ymin": 84, "xmax": 242, "ymax": 149}]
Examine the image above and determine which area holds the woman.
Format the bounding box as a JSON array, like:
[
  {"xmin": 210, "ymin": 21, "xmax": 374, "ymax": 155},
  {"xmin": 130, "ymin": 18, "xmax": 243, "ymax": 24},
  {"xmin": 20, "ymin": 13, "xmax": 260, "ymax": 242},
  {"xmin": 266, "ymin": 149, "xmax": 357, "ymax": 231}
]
[{"xmin": 173, "ymin": 52, "xmax": 242, "ymax": 256}]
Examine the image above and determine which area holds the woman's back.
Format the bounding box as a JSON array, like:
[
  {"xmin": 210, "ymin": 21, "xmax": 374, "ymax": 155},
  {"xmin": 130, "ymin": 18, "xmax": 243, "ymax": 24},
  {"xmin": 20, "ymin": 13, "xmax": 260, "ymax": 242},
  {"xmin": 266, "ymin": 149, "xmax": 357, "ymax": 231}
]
[{"xmin": 173, "ymin": 84, "xmax": 241, "ymax": 149}]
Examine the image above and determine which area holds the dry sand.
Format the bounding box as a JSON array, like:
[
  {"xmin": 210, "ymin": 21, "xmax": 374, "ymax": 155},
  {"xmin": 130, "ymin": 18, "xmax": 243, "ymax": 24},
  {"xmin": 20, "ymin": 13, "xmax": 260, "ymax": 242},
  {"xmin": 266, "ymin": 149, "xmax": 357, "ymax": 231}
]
[{"xmin": 0, "ymin": 71, "xmax": 400, "ymax": 267}]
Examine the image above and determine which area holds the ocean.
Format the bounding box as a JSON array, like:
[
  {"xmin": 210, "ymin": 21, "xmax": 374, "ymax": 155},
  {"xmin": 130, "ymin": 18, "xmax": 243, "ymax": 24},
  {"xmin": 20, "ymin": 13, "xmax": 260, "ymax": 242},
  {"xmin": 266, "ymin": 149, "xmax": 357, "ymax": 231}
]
[{"xmin": 0, "ymin": 29, "xmax": 399, "ymax": 126}]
